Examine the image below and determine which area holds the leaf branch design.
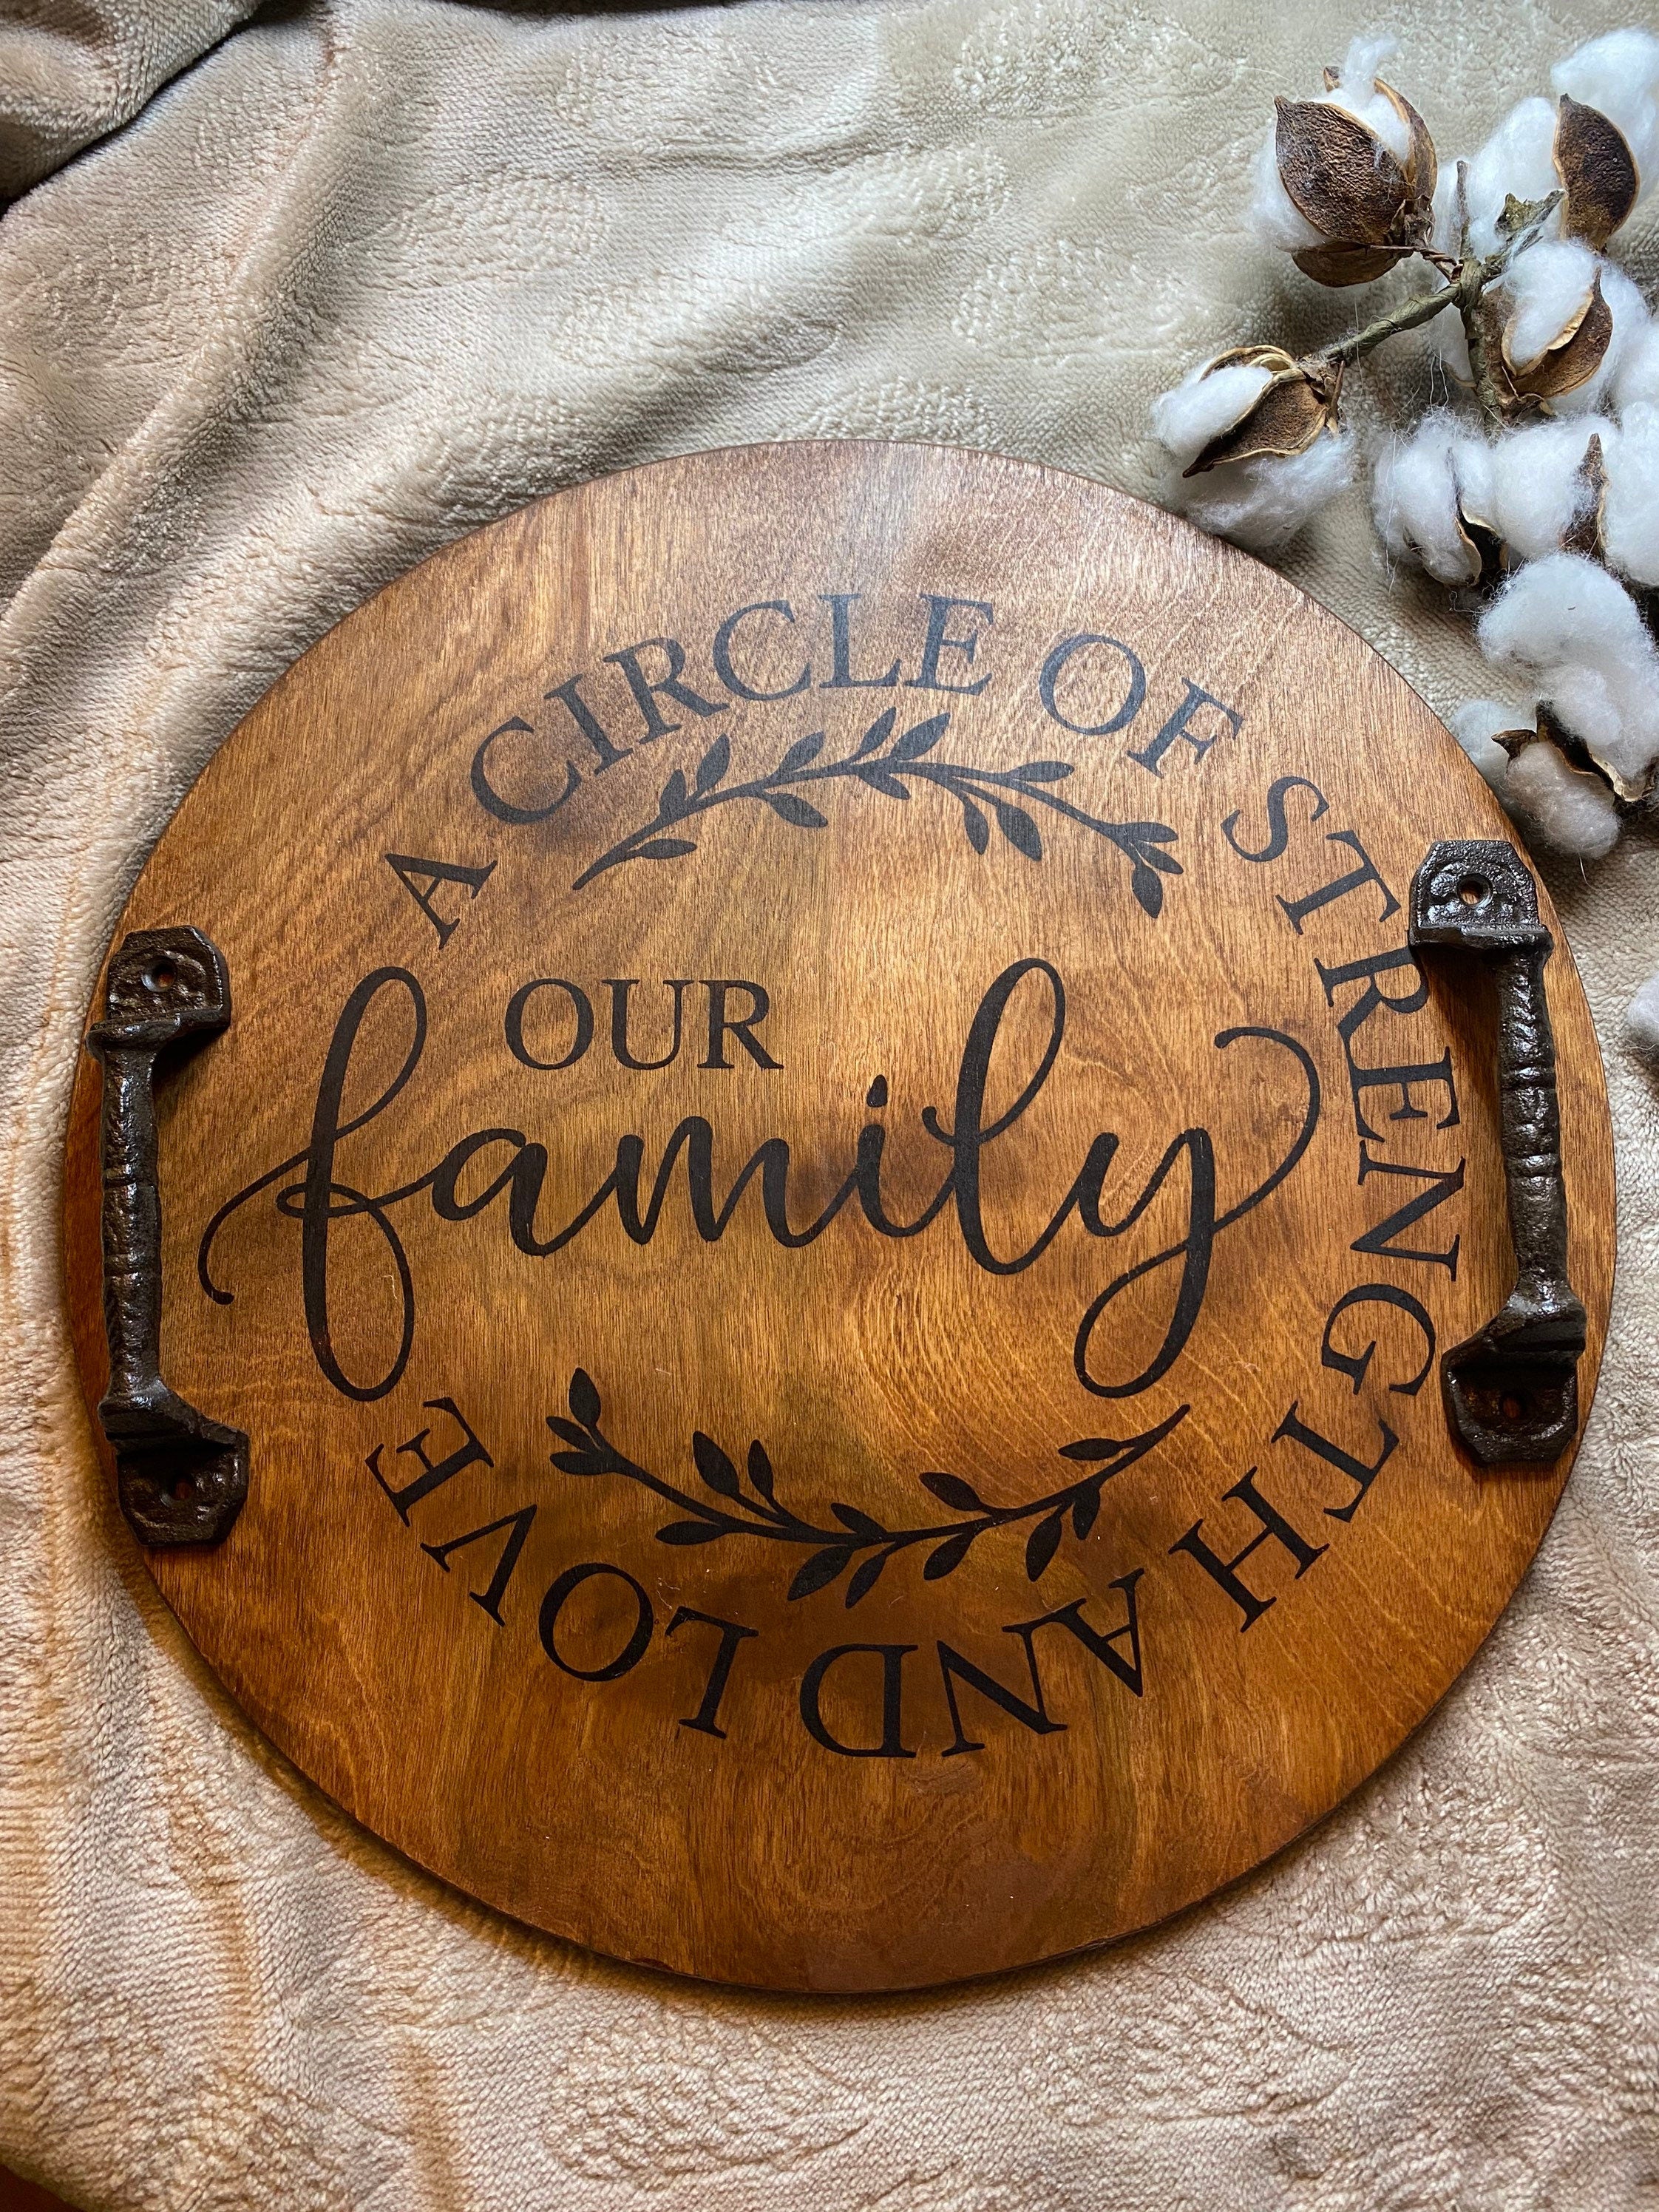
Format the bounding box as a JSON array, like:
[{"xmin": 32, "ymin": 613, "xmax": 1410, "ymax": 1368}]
[
  {"xmin": 548, "ymin": 1368, "xmax": 1188, "ymax": 1607},
  {"xmin": 569, "ymin": 710, "xmax": 1183, "ymax": 917}
]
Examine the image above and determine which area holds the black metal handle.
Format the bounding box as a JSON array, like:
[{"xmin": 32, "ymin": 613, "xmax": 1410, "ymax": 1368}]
[
  {"xmin": 86, "ymin": 927, "xmax": 248, "ymax": 1544},
  {"xmin": 1408, "ymin": 841, "xmax": 1587, "ymax": 1465}
]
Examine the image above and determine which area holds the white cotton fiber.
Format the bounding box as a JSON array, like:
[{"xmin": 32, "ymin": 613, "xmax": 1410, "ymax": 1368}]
[
  {"xmin": 1434, "ymin": 98, "xmax": 1558, "ymax": 256},
  {"xmin": 1372, "ymin": 413, "xmax": 1479, "ymax": 583},
  {"xmin": 1604, "ymin": 403, "xmax": 1659, "ymax": 586},
  {"xmin": 1553, "ymin": 28, "xmax": 1659, "ymax": 191},
  {"xmin": 1451, "ymin": 698, "xmax": 1526, "ymax": 789},
  {"xmin": 1615, "ymin": 322, "xmax": 1659, "ymax": 411},
  {"xmin": 1150, "ymin": 359, "xmax": 1274, "ymax": 467},
  {"xmin": 1247, "ymin": 35, "xmax": 1408, "ymax": 251},
  {"xmin": 1502, "ymin": 239, "xmax": 1600, "ymax": 370},
  {"xmin": 1552, "ymin": 262, "xmax": 1651, "ymax": 418},
  {"xmin": 1181, "ymin": 431, "xmax": 1355, "ymax": 552},
  {"xmin": 1626, "ymin": 971, "xmax": 1659, "ymax": 1059},
  {"xmin": 1478, "ymin": 552, "xmax": 1659, "ymax": 781},
  {"xmin": 1488, "ymin": 416, "xmax": 1611, "ymax": 558},
  {"xmin": 1504, "ymin": 737, "xmax": 1622, "ymax": 857}
]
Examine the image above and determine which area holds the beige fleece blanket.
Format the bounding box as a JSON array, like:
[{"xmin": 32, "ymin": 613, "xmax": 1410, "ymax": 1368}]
[{"xmin": 4, "ymin": 2, "xmax": 1658, "ymax": 2206}]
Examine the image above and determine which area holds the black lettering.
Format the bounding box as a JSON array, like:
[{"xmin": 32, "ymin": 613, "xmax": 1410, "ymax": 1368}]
[
  {"xmin": 367, "ymin": 1397, "xmax": 492, "ymax": 1524},
  {"xmin": 538, "ymin": 1561, "xmax": 654, "ymax": 1680},
  {"xmin": 936, "ymin": 1637, "xmax": 1064, "ymax": 1757},
  {"xmin": 1009, "ymin": 1570, "xmax": 1145, "ymax": 1697},
  {"xmin": 1272, "ymin": 1402, "xmax": 1398, "ymax": 1524},
  {"xmin": 505, "ymin": 978, "xmax": 594, "ymax": 1070},
  {"xmin": 1037, "ymin": 632, "xmax": 1146, "ymax": 736},
  {"xmin": 1169, "ymin": 1470, "xmax": 1328, "ymax": 1630},
  {"xmin": 605, "ymin": 977, "xmax": 692, "ymax": 1071},
  {"xmin": 700, "ymin": 979, "xmax": 782, "ymax": 1071},
  {"xmin": 602, "ymin": 637, "xmax": 725, "ymax": 742},
  {"xmin": 819, "ymin": 593, "xmax": 900, "ymax": 688},
  {"xmin": 1126, "ymin": 679, "xmax": 1241, "ymax": 776},
  {"xmin": 384, "ymin": 852, "xmax": 495, "ymax": 951},
  {"xmin": 547, "ymin": 674, "xmax": 631, "ymax": 773},
  {"xmin": 907, "ymin": 594, "xmax": 993, "ymax": 695},
  {"xmin": 711, "ymin": 600, "xmax": 810, "ymax": 700},
  {"xmin": 667, "ymin": 1607, "xmax": 759, "ymax": 1739},
  {"xmin": 1349, "ymin": 1056, "xmax": 1459, "ymax": 1142},
  {"xmin": 799, "ymin": 1643, "xmax": 916, "ymax": 1756},
  {"xmin": 472, "ymin": 715, "xmax": 583, "ymax": 823},
  {"xmin": 1351, "ymin": 1146, "xmax": 1465, "ymax": 1274},
  {"xmin": 1221, "ymin": 774, "xmax": 1329, "ymax": 862},
  {"xmin": 1278, "ymin": 830, "xmax": 1401, "ymax": 934},
  {"xmin": 421, "ymin": 1503, "xmax": 537, "ymax": 1624},
  {"xmin": 1320, "ymin": 1283, "xmax": 1436, "ymax": 1397}
]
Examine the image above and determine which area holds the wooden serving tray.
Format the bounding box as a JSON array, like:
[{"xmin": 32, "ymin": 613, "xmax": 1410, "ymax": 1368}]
[{"xmin": 63, "ymin": 441, "xmax": 1614, "ymax": 1992}]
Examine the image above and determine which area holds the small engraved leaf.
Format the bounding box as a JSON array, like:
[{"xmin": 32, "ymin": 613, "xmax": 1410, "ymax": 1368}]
[
  {"xmin": 1555, "ymin": 94, "xmax": 1638, "ymax": 249},
  {"xmin": 549, "ymin": 1449, "xmax": 608, "ymax": 1475},
  {"xmin": 693, "ymin": 734, "xmax": 730, "ymax": 793},
  {"xmin": 994, "ymin": 802, "xmax": 1042, "ymax": 860},
  {"xmin": 962, "ymin": 799, "xmax": 990, "ymax": 854},
  {"xmin": 849, "ymin": 707, "xmax": 897, "ymax": 759},
  {"xmin": 924, "ymin": 1528, "xmax": 979, "ymax": 1579},
  {"xmin": 1125, "ymin": 820, "xmax": 1179, "ymax": 842},
  {"xmin": 657, "ymin": 1519, "xmax": 727, "ymax": 1545},
  {"xmin": 659, "ymin": 768, "xmax": 689, "ymax": 821},
  {"xmin": 922, "ymin": 1470, "xmax": 989, "ymax": 1511},
  {"xmin": 1057, "ymin": 1436, "xmax": 1130, "ymax": 1461},
  {"xmin": 1025, "ymin": 1510, "xmax": 1065, "ymax": 1581},
  {"xmin": 776, "ymin": 733, "xmax": 824, "ymax": 774},
  {"xmin": 692, "ymin": 1431, "xmax": 742, "ymax": 1499},
  {"xmin": 855, "ymin": 767, "xmax": 911, "ymax": 799},
  {"xmin": 845, "ymin": 1550, "xmax": 892, "ymax": 1607},
  {"xmin": 1011, "ymin": 759, "xmax": 1073, "ymax": 783},
  {"xmin": 547, "ymin": 1416, "xmax": 591, "ymax": 1448},
  {"xmin": 893, "ymin": 713, "xmax": 950, "ymax": 760},
  {"xmin": 765, "ymin": 793, "xmax": 829, "ymax": 828},
  {"xmin": 832, "ymin": 1502, "xmax": 886, "ymax": 1538},
  {"xmin": 1071, "ymin": 1488, "xmax": 1101, "ymax": 1539},
  {"xmin": 789, "ymin": 1544, "xmax": 855, "ymax": 1599},
  {"xmin": 746, "ymin": 1440, "xmax": 776, "ymax": 1502},
  {"xmin": 632, "ymin": 838, "xmax": 698, "ymax": 861},
  {"xmin": 569, "ymin": 1369, "xmax": 601, "ymax": 1425},
  {"xmin": 1130, "ymin": 862, "xmax": 1164, "ymax": 918}
]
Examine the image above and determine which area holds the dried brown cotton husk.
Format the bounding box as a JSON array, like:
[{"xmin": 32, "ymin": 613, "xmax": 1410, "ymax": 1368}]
[
  {"xmin": 1555, "ymin": 94, "xmax": 1640, "ymax": 248},
  {"xmin": 1181, "ymin": 350, "xmax": 1342, "ymax": 477}
]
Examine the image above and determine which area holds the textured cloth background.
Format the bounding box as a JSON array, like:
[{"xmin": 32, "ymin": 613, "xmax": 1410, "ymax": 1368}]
[{"xmin": 3, "ymin": 2, "xmax": 1659, "ymax": 2206}]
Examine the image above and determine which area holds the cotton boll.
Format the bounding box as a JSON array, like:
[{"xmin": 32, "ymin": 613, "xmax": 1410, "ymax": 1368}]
[
  {"xmin": 1434, "ymin": 98, "xmax": 1558, "ymax": 256},
  {"xmin": 1488, "ymin": 416, "xmax": 1611, "ymax": 558},
  {"xmin": 1247, "ymin": 35, "xmax": 1409, "ymax": 253},
  {"xmin": 1615, "ymin": 322, "xmax": 1659, "ymax": 411},
  {"xmin": 1502, "ymin": 240, "xmax": 1601, "ymax": 370},
  {"xmin": 1373, "ymin": 414, "xmax": 1479, "ymax": 583},
  {"xmin": 1551, "ymin": 262, "xmax": 1650, "ymax": 417},
  {"xmin": 1451, "ymin": 699, "xmax": 1525, "ymax": 790},
  {"xmin": 1181, "ymin": 431, "xmax": 1355, "ymax": 552},
  {"xmin": 1151, "ymin": 359, "xmax": 1275, "ymax": 468},
  {"xmin": 1249, "ymin": 130, "xmax": 1321, "ymax": 251},
  {"xmin": 1604, "ymin": 403, "xmax": 1659, "ymax": 585},
  {"xmin": 1425, "ymin": 297, "xmax": 1472, "ymax": 385},
  {"xmin": 1504, "ymin": 738, "xmax": 1622, "ymax": 857},
  {"xmin": 1478, "ymin": 552, "xmax": 1659, "ymax": 782},
  {"xmin": 1553, "ymin": 29, "xmax": 1659, "ymax": 191},
  {"xmin": 1625, "ymin": 971, "xmax": 1659, "ymax": 1060}
]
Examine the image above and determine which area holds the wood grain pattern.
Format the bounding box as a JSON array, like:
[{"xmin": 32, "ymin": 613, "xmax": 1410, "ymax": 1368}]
[{"xmin": 61, "ymin": 441, "xmax": 1615, "ymax": 1992}]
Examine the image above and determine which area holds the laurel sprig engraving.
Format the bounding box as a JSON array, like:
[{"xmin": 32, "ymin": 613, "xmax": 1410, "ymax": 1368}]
[
  {"xmin": 548, "ymin": 1369, "xmax": 1188, "ymax": 1606},
  {"xmin": 569, "ymin": 710, "xmax": 1183, "ymax": 915}
]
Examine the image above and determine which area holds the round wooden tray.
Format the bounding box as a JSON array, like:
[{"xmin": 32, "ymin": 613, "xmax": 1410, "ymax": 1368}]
[{"xmin": 64, "ymin": 441, "xmax": 1614, "ymax": 1992}]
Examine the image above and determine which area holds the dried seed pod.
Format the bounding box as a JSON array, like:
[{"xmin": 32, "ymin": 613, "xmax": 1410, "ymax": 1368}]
[
  {"xmin": 1559, "ymin": 432, "xmax": 1609, "ymax": 560},
  {"xmin": 1181, "ymin": 353, "xmax": 1342, "ymax": 477},
  {"xmin": 1275, "ymin": 98, "xmax": 1412, "ymax": 247},
  {"xmin": 1503, "ymin": 271, "xmax": 1614, "ymax": 400},
  {"xmin": 1378, "ymin": 78, "xmax": 1438, "ymax": 208},
  {"xmin": 1291, "ymin": 242, "xmax": 1405, "ymax": 286},
  {"xmin": 1535, "ymin": 699, "xmax": 1651, "ymax": 807},
  {"xmin": 1554, "ymin": 95, "xmax": 1639, "ymax": 248}
]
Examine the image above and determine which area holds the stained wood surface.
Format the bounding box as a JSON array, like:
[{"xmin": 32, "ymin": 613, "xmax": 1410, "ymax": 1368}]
[{"xmin": 62, "ymin": 441, "xmax": 1615, "ymax": 1992}]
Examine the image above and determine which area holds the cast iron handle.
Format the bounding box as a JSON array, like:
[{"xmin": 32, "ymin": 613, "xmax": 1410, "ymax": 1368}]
[
  {"xmin": 86, "ymin": 927, "xmax": 248, "ymax": 1545},
  {"xmin": 1408, "ymin": 841, "xmax": 1587, "ymax": 1465}
]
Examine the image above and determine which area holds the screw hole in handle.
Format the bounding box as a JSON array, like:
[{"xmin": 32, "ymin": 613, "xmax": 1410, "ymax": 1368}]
[
  {"xmin": 86, "ymin": 926, "xmax": 248, "ymax": 1545},
  {"xmin": 1408, "ymin": 840, "xmax": 1587, "ymax": 1467}
]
